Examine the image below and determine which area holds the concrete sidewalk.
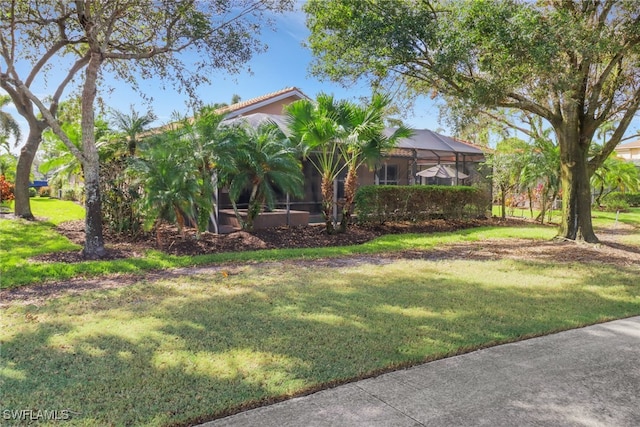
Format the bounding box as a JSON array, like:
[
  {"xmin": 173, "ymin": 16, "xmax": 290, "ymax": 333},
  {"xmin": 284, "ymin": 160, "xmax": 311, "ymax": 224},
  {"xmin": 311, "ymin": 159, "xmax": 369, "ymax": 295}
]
[{"xmin": 201, "ymin": 316, "xmax": 640, "ymax": 426}]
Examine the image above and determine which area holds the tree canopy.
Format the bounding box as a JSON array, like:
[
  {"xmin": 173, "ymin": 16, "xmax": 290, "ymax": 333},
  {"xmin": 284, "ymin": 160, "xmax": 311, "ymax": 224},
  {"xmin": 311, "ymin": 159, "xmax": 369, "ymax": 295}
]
[
  {"xmin": 0, "ymin": 0, "xmax": 293, "ymax": 257},
  {"xmin": 305, "ymin": 0, "xmax": 640, "ymax": 242}
]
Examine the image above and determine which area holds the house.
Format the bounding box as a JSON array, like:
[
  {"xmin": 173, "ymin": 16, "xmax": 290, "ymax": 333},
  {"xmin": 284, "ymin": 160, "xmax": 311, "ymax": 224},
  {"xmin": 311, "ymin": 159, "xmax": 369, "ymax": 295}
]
[
  {"xmin": 614, "ymin": 140, "xmax": 640, "ymax": 166},
  {"xmin": 217, "ymin": 88, "xmax": 487, "ymax": 222}
]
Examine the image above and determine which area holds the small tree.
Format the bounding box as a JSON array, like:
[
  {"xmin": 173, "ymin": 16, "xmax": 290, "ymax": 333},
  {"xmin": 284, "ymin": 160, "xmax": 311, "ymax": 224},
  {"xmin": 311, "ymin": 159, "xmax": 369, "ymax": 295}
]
[
  {"xmin": 485, "ymin": 138, "xmax": 528, "ymax": 219},
  {"xmin": 285, "ymin": 94, "xmax": 346, "ymax": 234},
  {"xmin": 338, "ymin": 94, "xmax": 412, "ymax": 232},
  {"xmin": 132, "ymin": 133, "xmax": 199, "ymax": 245},
  {"xmin": 0, "ymin": 95, "xmax": 21, "ymax": 154},
  {"xmin": 225, "ymin": 123, "xmax": 304, "ymax": 231}
]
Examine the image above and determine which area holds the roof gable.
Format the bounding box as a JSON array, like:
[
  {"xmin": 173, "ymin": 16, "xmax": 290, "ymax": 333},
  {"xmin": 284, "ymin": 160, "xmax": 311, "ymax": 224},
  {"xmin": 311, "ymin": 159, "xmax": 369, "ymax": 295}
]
[
  {"xmin": 616, "ymin": 139, "xmax": 640, "ymax": 150},
  {"xmin": 215, "ymin": 87, "xmax": 310, "ymax": 118}
]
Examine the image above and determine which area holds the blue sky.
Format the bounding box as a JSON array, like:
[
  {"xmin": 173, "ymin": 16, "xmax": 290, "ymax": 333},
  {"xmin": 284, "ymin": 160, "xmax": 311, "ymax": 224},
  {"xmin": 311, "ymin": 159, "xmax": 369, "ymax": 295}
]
[
  {"xmin": 4, "ymin": 5, "xmax": 446, "ymax": 155},
  {"xmin": 100, "ymin": 5, "xmax": 444, "ymax": 132},
  {"xmin": 5, "ymin": 5, "xmax": 637, "ymax": 154}
]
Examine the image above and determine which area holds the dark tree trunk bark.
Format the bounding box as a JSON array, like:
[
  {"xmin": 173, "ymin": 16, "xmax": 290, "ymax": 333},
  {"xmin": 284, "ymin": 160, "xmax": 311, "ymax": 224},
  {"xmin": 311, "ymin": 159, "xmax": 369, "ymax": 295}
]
[
  {"xmin": 14, "ymin": 123, "xmax": 45, "ymax": 219},
  {"xmin": 557, "ymin": 125, "xmax": 598, "ymax": 243},
  {"xmin": 80, "ymin": 51, "xmax": 106, "ymax": 259}
]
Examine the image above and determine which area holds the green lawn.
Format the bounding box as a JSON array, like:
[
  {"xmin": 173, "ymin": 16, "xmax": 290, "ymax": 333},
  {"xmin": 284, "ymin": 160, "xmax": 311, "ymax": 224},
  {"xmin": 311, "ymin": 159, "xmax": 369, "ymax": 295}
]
[
  {"xmin": 1, "ymin": 200, "xmax": 640, "ymax": 425},
  {"xmin": 2, "ymin": 254, "xmax": 639, "ymax": 426},
  {"xmin": 2, "ymin": 200, "xmax": 556, "ymax": 289}
]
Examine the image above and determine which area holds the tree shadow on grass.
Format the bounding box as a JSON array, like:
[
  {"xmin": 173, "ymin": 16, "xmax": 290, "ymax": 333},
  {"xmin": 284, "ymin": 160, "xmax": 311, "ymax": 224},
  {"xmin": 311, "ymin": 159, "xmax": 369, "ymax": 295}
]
[{"xmin": 1, "ymin": 260, "xmax": 639, "ymax": 426}]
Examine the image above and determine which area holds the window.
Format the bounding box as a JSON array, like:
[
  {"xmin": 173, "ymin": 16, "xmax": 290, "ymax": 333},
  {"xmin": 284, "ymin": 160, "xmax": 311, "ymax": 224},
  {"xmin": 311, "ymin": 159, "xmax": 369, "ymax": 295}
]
[{"xmin": 377, "ymin": 164, "xmax": 398, "ymax": 185}]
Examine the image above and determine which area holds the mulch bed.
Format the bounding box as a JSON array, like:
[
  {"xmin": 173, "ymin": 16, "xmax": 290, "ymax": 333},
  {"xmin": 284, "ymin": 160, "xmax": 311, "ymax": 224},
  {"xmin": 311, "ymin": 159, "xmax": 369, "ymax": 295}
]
[
  {"xmin": 35, "ymin": 218, "xmax": 513, "ymax": 262},
  {"xmin": 3, "ymin": 217, "xmax": 639, "ymax": 307}
]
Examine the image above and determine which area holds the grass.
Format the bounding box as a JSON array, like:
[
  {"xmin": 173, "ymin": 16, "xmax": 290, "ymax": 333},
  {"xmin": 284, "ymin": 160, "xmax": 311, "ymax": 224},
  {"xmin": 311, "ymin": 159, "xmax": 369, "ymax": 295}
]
[
  {"xmin": 1, "ymin": 199, "xmax": 556, "ymax": 289},
  {"xmin": 2, "ymin": 255, "xmax": 640, "ymax": 426},
  {"xmin": 2, "ymin": 200, "xmax": 640, "ymax": 425},
  {"xmin": 0, "ymin": 199, "xmax": 86, "ymax": 288}
]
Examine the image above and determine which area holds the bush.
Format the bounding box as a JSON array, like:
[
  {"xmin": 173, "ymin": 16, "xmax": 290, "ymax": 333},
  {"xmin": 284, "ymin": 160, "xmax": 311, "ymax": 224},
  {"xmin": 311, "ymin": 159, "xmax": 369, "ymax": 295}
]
[
  {"xmin": 355, "ymin": 185, "xmax": 489, "ymax": 224},
  {"xmin": 38, "ymin": 186, "xmax": 51, "ymax": 197},
  {"xmin": 622, "ymin": 193, "xmax": 640, "ymax": 207},
  {"xmin": 29, "ymin": 187, "xmax": 37, "ymax": 198},
  {"xmin": 601, "ymin": 192, "xmax": 630, "ymax": 212},
  {"xmin": 0, "ymin": 175, "xmax": 15, "ymax": 203},
  {"xmin": 61, "ymin": 187, "xmax": 83, "ymax": 202}
]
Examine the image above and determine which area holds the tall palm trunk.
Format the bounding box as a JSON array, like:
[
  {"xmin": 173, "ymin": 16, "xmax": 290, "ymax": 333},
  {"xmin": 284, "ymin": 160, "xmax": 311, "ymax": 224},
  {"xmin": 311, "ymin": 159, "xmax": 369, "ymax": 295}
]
[
  {"xmin": 339, "ymin": 166, "xmax": 358, "ymax": 233},
  {"xmin": 321, "ymin": 174, "xmax": 335, "ymax": 234}
]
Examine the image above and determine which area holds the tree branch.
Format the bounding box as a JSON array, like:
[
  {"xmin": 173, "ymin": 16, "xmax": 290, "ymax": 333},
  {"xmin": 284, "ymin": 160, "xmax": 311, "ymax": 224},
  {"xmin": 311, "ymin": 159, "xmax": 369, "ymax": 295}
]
[{"xmin": 589, "ymin": 86, "xmax": 640, "ymax": 171}]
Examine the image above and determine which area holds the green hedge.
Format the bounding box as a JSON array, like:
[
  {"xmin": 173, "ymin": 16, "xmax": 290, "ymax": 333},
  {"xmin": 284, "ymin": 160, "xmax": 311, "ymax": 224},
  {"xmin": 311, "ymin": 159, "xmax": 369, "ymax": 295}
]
[
  {"xmin": 601, "ymin": 191, "xmax": 640, "ymax": 212},
  {"xmin": 355, "ymin": 185, "xmax": 489, "ymax": 224},
  {"xmin": 622, "ymin": 193, "xmax": 640, "ymax": 207}
]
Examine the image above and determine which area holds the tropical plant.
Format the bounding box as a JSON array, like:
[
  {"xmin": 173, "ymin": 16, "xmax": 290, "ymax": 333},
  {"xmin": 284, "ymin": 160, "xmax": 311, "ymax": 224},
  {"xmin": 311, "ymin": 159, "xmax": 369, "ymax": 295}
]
[
  {"xmin": 591, "ymin": 154, "xmax": 640, "ymax": 206},
  {"xmin": 131, "ymin": 133, "xmax": 199, "ymax": 245},
  {"xmin": 98, "ymin": 106, "xmax": 156, "ymax": 235},
  {"xmin": 173, "ymin": 106, "xmax": 237, "ymax": 234},
  {"xmin": 39, "ymin": 122, "xmax": 84, "ymax": 191},
  {"xmin": 485, "ymin": 138, "xmax": 529, "ymax": 219},
  {"xmin": 0, "ymin": 95, "xmax": 20, "ymax": 154},
  {"xmin": 337, "ymin": 93, "xmax": 413, "ymax": 232},
  {"xmin": 0, "ymin": 153, "xmax": 17, "ymax": 182},
  {"xmin": 110, "ymin": 105, "xmax": 157, "ymax": 156},
  {"xmin": 225, "ymin": 122, "xmax": 304, "ymax": 231},
  {"xmin": 39, "ymin": 117, "xmax": 110, "ymax": 193},
  {"xmin": 519, "ymin": 124, "xmax": 561, "ymax": 224},
  {"xmin": 285, "ymin": 94, "xmax": 346, "ymax": 234}
]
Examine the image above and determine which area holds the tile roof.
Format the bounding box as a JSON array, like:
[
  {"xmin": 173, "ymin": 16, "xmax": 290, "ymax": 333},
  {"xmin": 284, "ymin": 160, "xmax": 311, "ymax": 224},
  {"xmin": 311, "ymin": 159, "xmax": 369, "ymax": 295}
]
[
  {"xmin": 616, "ymin": 139, "xmax": 640, "ymax": 150},
  {"xmin": 214, "ymin": 87, "xmax": 310, "ymax": 117}
]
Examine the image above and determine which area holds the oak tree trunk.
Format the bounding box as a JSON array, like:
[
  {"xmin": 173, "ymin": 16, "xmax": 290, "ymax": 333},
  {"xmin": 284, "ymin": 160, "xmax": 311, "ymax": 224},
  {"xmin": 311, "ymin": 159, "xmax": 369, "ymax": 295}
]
[
  {"xmin": 14, "ymin": 124, "xmax": 45, "ymax": 219},
  {"xmin": 80, "ymin": 51, "xmax": 106, "ymax": 259},
  {"xmin": 557, "ymin": 126, "xmax": 598, "ymax": 243}
]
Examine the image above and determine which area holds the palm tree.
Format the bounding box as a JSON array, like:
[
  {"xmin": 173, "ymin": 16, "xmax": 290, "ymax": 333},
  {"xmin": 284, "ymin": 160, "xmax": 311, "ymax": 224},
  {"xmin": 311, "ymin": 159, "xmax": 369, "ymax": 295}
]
[
  {"xmin": 132, "ymin": 133, "xmax": 199, "ymax": 245},
  {"xmin": 0, "ymin": 95, "xmax": 21, "ymax": 154},
  {"xmin": 285, "ymin": 94, "xmax": 346, "ymax": 234},
  {"xmin": 519, "ymin": 131, "xmax": 561, "ymax": 224},
  {"xmin": 175, "ymin": 106, "xmax": 236, "ymax": 234},
  {"xmin": 39, "ymin": 123, "xmax": 84, "ymax": 190},
  {"xmin": 0, "ymin": 154, "xmax": 17, "ymax": 182},
  {"xmin": 225, "ymin": 122, "xmax": 304, "ymax": 231},
  {"xmin": 110, "ymin": 105, "xmax": 157, "ymax": 156},
  {"xmin": 338, "ymin": 94, "xmax": 413, "ymax": 232},
  {"xmin": 591, "ymin": 154, "xmax": 640, "ymax": 205}
]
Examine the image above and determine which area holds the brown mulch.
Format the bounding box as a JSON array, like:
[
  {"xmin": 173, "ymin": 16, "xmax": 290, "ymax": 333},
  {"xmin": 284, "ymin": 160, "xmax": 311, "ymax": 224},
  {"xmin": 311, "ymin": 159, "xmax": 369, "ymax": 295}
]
[
  {"xmin": 36, "ymin": 218, "xmax": 501, "ymax": 262},
  {"xmin": 2, "ymin": 217, "xmax": 639, "ymax": 307}
]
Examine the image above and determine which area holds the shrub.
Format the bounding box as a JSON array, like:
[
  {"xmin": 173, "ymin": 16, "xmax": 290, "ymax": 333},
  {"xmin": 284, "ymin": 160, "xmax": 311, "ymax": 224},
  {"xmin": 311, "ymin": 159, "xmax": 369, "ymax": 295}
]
[
  {"xmin": 38, "ymin": 186, "xmax": 51, "ymax": 197},
  {"xmin": 61, "ymin": 186, "xmax": 83, "ymax": 202},
  {"xmin": 355, "ymin": 185, "xmax": 489, "ymax": 224},
  {"xmin": 601, "ymin": 192, "xmax": 630, "ymax": 212},
  {"xmin": 622, "ymin": 193, "xmax": 640, "ymax": 207},
  {"xmin": 0, "ymin": 175, "xmax": 15, "ymax": 203},
  {"xmin": 29, "ymin": 187, "xmax": 37, "ymax": 198}
]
